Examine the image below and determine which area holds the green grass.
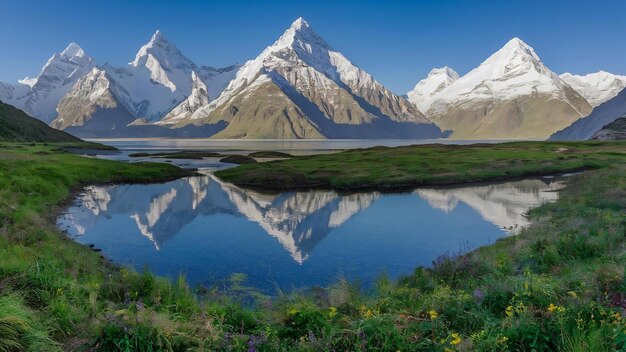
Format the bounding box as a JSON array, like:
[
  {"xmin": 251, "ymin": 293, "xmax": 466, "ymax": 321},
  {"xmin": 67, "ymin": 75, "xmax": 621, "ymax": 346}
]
[
  {"xmin": 2, "ymin": 142, "xmax": 626, "ymax": 351},
  {"xmin": 0, "ymin": 101, "xmax": 80, "ymax": 143},
  {"xmin": 220, "ymin": 155, "xmax": 258, "ymax": 164},
  {"xmin": 128, "ymin": 151, "xmax": 223, "ymax": 159},
  {"xmin": 248, "ymin": 151, "xmax": 293, "ymax": 158},
  {"xmin": 216, "ymin": 141, "xmax": 626, "ymax": 190}
]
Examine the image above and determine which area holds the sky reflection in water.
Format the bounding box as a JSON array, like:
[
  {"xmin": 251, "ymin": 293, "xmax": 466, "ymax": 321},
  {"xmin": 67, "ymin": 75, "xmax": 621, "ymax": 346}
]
[{"xmin": 58, "ymin": 174, "xmax": 564, "ymax": 292}]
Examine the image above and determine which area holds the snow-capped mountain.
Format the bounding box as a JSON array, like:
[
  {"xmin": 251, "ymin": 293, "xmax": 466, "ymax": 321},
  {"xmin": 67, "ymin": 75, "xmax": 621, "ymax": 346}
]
[
  {"xmin": 0, "ymin": 81, "xmax": 25, "ymax": 103},
  {"xmin": 197, "ymin": 65, "xmax": 241, "ymax": 100},
  {"xmin": 550, "ymin": 87, "xmax": 626, "ymax": 140},
  {"xmin": 158, "ymin": 65, "xmax": 239, "ymax": 125},
  {"xmin": 51, "ymin": 31, "xmax": 239, "ymax": 136},
  {"xmin": 560, "ymin": 71, "xmax": 626, "ymax": 107},
  {"xmin": 51, "ymin": 67, "xmax": 137, "ymax": 131},
  {"xmin": 424, "ymin": 38, "xmax": 592, "ymax": 139},
  {"xmin": 406, "ymin": 66, "xmax": 459, "ymax": 113},
  {"xmin": 3, "ymin": 43, "xmax": 96, "ymax": 123},
  {"xmin": 176, "ymin": 18, "xmax": 441, "ymax": 139},
  {"xmin": 105, "ymin": 30, "xmax": 199, "ymax": 121}
]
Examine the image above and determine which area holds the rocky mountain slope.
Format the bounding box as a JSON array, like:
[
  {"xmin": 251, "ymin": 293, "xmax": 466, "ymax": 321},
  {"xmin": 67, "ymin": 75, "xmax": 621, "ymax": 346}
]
[
  {"xmin": 1, "ymin": 43, "xmax": 96, "ymax": 123},
  {"xmin": 410, "ymin": 38, "xmax": 592, "ymax": 139},
  {"xmin": 551, "ymin": 87, "xmax": 626, "ymax": 140},
  {"xmin": 174, "ymin": 18, "xmax": 442, "ymax": 139},
  {"xmin": 590, "ymin": 116, "xmax": 626, "ymax": 140},
  {"xmin": 51, "ymin": 31, "xmax": 238, "ymax": 136}
]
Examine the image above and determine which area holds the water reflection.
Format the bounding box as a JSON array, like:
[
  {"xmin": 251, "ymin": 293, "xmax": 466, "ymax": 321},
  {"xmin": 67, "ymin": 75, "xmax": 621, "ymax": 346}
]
[
  {"xmin": 416, "ymin": 179, "xmax": 564, "ymax": 233},
  {"xmin": 58, "ymin": 175, "xmax": 565, "ymax": 290}
]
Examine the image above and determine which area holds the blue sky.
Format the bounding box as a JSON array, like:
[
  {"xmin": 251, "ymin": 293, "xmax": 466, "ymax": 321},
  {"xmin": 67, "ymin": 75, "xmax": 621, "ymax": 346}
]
[{"xmin": 1, "ymin": 0, "xmax": 625, "ymax": 93}]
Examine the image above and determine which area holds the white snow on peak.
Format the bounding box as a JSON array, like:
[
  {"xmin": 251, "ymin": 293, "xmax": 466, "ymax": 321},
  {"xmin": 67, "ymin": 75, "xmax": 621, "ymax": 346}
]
[
  {"xmin": 6, "ymin": 42, "xmax": 96, "ymax": 122},
  {"xmin": 424, "ymin": 37, "xmax": 577, "ymax": 115},
  {"xmin": 407, "ymin": 66, "xmax": 459, "ymax": 113},
  {"xmin": 17, "ymin": 77, "xmax": 37, "ymax": 87},
  {"xmin": 93, "ymin": 30, "xmax": 205, "ymax": 121},
  {"xmin": 131, "ymin": 30, "xmax": 196, "ymax": 73},
  {"xmin": 61, "ymin": 42, "xmax": 87, "ymax": 59},
  {"xmin": 158, "ymin": 71, "xmax": 209, "ymax": 124},
  {"xmin": 560, "ymin": 71, "xmax": 626, "ymax": 107},
  {"xmin": 129, "ymin": 30, "xmax": 197, "ymax": 92},
  {"xmin": 190, "ymin": 17, "xmax": 402, "ymax": 121}
]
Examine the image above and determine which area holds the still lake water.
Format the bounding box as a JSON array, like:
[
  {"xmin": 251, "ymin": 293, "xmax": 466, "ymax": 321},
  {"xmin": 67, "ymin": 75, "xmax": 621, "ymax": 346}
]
[{"xmin": 58, "ymin": 170, "xmax": 566, "ymax": 293}]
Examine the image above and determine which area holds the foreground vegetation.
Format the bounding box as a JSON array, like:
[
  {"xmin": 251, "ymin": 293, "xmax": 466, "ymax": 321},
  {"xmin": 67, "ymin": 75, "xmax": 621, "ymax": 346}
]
[
  {"xmin": 2, "ymin": 142, "xmax": 626, "ymax": 351},
  {"xmin": 0, "ymin": 102, "xmax": 81, "ymax": 143},
  {"xmin": 216, "ymin": 141, "xmax": 626, "ymax": 190}
]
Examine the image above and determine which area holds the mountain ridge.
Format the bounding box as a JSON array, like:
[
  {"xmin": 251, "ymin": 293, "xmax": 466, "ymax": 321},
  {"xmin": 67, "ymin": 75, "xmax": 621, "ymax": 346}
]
[
  {"xmin": 172, "ymin": 17, "xmax": 441, "ymax": 139},
  {"xmin": 409, "ymin": 37, "xmax": 592, "ymax": 139}
]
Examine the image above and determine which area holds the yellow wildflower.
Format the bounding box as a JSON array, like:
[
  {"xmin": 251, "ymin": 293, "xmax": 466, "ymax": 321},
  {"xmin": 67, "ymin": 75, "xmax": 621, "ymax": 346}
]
[
  {"xmin": 497, "ymin": 336, "xmax": 509, "ymax": 345},
  {"xmin": 450, "ymin": 332, "xmax": 462, "ymax": 345},
  {"xmin": 428, "ymin": 309, "xmax": 438, "ymax": 319},
  {"xmin": 329, "ymin": 307, "xmax": 337, "ymax": 318},
  {"xmin": 568, "ymin": 291, "xmax": 578, "ymax": 298},
  {"xmin": 548, "ymin": 303, "xmax": 564, "ymax": 313},
  {"xmin": 360, "ymin": 305, "xmax": 374, "ymax": 318},
  {"xmin": 505, "ymin": 305, "xmax": 513, "ymax": 317}
]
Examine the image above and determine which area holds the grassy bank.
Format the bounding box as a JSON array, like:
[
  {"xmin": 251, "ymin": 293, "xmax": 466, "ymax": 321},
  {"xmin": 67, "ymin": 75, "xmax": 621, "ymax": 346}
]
[
  {"xmin": 2, "ymin": 142, "xmax": 626, "ymax": 351},
  {"xmin": 215, "ymin": 141, "xmax": 626, "ymax": 190}
]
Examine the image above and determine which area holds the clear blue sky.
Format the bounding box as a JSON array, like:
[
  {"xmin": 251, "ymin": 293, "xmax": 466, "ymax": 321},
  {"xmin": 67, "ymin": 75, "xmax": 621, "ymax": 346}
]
[{"xmin": 1, "ymin": 0, "xmax": 625, "ymax": 94}]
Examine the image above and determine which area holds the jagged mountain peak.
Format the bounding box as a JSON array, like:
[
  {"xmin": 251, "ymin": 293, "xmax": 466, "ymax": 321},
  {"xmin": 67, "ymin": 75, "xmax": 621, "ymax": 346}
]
[
  {"xmin": 270, "ymin": 17, "xmax": 331, "ymax": 56},
  {"xmin": 479, "ymin": 37, "xmax": 546, "ymax": 77},
  {"xmin": 407, "ymin": 66, "xmax": 460, "ymax": 113},
  {"xmin": 180, "ymin": 17, "xmax": 438, "ymax": 138},
  {"xmin": 130, "ymin": 30, "xmax": 196, "ymax": 71},
  {"xmin": 61, "ymin": 42, "xmax": 88, "ymax": 59},
  {"xmin": 7, "ymin": 42, "xmax": 96, "ymax": 122},
  {"xmin": 291, "ymin": 17, "xmax": 308, "ymax": 29},
  {"xmin": 428, "ymin": 66, "xmax": 460, "ymax": 79},
  {"xmin": 419, "ymin": 37, "xmax": 592, "ymax": 139}
]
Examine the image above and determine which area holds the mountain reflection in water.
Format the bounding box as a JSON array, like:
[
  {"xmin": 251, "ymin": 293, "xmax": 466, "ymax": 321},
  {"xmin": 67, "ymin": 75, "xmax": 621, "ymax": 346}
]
[{"xmin": 58, "ymin": 175, "xmax": 565, "ymax": 291}]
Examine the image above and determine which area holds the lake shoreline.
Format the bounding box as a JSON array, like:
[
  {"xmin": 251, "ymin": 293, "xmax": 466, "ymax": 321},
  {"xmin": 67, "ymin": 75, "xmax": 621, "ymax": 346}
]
[{"xmin": 3, "ymin": 141, "xmax": 626, "ymax": 350}]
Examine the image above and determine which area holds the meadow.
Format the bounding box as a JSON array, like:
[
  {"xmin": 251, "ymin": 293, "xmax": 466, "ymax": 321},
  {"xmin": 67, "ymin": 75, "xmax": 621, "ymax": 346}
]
[{"xmin": 1, "ymin": 142, "xmax": 626, "ymax": 351}]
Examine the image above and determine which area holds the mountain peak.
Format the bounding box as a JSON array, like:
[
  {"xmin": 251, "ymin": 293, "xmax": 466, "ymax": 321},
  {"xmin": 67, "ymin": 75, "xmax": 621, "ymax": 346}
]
[
  {"xmin": 61, "ymin": 42, "xmax": 87, "ymax": 58},
  {"xmin": 131, "ymin": 29, "xmax": 196, "ymax": 73},
  {"xmin": 274, "ymin": 17, "xmax": 327, "ymax": 49},
  {"xmin": 495, "ymin": 37, "xmax": 540, "ymax": 62},
  {"xmin": 290, "ymin": 17, "xmax": 309, "ymax": 30},
  {"xmin": 505, "ymin": 37, "xmax": 528, "ymax": 48},
  {"xmin": 150, "ymin": 29, "xmax": 167, "ymax": 44},
  {"xmin": 428, "ymin": 66, "xmax": 460, "ymax": 79}
]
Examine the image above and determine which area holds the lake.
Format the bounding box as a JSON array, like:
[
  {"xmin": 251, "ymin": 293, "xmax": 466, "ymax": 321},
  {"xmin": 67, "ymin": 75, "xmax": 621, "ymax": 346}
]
[{"xmin": 58, "ymin": 168, "xmax": 566, "ymax": 293}]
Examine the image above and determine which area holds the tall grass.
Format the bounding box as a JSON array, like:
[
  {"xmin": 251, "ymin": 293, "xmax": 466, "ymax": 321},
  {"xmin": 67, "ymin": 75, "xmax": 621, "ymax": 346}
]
[{"xmin": 0, "ymin": 294, "xmax": 59, "ymax": 352}]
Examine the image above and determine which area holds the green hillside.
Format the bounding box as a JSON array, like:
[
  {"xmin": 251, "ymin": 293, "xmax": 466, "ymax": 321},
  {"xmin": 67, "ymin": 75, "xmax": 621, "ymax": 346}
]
[{"xmin": 0, "ymin": 101, "xmax": 80, "ymax": 142}]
